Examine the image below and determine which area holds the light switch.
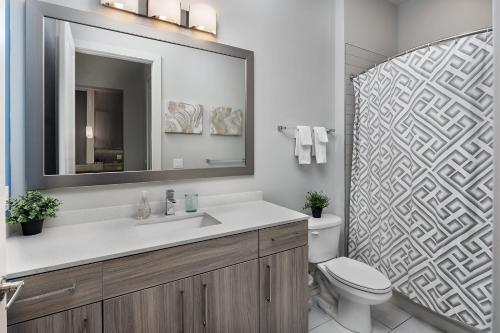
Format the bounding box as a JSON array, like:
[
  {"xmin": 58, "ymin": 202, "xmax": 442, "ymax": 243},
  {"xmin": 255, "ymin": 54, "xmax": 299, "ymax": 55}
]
[{"xmin": 173, "ymin": 158, "xmax": 184, "ymax": 169}]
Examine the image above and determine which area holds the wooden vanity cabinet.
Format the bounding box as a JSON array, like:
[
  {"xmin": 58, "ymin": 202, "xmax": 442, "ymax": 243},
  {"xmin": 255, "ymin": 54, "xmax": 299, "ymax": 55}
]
[
  {"xmin": 102, "ymin": 231, "xmax": 258, "ymax": 299},
  {"xmin": 104, "ymin": 277, "xmax": 195, "ymax": 333},
  {"xmin": 193, "ymin": 260, "xmax": 259, "ymax": 333},
  {"xmin": 7, "ymin": 303, "xmax": 102, "ymax": 333},
  {"xmin": 259, "ymin": 246, "xmax": 309, "ymax": 333},
  {"xmin": 103, "ymin": 260, "xmax": 259, "ymax": 333},
  {"xmin": 8, "ymin": 221, "xmax": 308, "ymax": 333},
  {"xmin": 7, "ymin": 263, "xmax": 103, "ymax": 326}
]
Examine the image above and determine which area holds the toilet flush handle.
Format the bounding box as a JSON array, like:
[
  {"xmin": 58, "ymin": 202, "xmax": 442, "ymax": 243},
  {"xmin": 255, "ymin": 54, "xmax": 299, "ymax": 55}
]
[{"xmin": 311, "ymin": 231, "xmax": 320, "ymax": 237}]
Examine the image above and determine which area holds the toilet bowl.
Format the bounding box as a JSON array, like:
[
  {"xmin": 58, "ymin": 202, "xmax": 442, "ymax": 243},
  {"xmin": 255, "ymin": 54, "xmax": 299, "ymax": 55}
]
[
  {"xmin": 308, "ymin": 215, "xmax": 392, "ymax": 333},
  {"xmin": 317, "ymin": 257, "xmax": 392, "ymax": 332}
]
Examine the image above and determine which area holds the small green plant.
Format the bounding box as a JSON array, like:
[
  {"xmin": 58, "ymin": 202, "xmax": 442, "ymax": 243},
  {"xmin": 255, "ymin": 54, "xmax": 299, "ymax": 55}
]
[
  {"xmin": 303, "ymin": 191, "xmax": 330, "ymax": 210},
  {"xmin": 6, "ymin": 191, "xmax": 61, "ymax": 224}
]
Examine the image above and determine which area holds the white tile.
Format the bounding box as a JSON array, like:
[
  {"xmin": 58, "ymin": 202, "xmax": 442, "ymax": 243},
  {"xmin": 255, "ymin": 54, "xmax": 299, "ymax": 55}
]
[
  {"xmin": 309, "ymin": 305, "xmax": 333, "ymax": 330},
  {"xmin": 309, "ymin": 319, "xmax": 352, "ymax": 333},
  {"xmin": 308, "ymin": 317, "xmax": 391, "ymax": 333},
  {"xmin": 372, "ymin": 319, "xmax": 391, "ymax": 333},
  {"xmin": 372, "ymin": 302, "xmax": 411, "ymax": 329},
  {"xmin": 391, "ymin": 317, "xmax": 443, "ymax": 333}
]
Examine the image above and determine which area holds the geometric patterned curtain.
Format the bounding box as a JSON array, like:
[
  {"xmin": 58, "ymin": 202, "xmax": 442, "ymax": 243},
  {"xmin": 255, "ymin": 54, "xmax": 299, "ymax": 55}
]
[{"xmin": 349, "ymin": 30, "xmax": 494, "ymax": 331}]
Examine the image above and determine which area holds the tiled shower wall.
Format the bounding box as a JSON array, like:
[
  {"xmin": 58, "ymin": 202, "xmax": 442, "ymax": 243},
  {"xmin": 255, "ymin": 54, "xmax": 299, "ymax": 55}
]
[{"xmin": 344, "ymin": 44, "xmax": 386, "ymax": 234}]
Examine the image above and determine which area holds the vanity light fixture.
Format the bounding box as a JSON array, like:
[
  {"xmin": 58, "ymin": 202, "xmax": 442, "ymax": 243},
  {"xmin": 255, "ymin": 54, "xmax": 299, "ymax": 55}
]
[
  {"xmin": 100, "ymin": 0, "xmax": 217, "ymax": 35},
  {"xmin": 85, "ymin": 126, "xmax": 94, "ymax": 139},
  {"xmin": 148, "ymin": 0, "xmax": 181, "ymax": 25},
  {"xmin": 189, "ymin": 3, "xmax": 217, "ymax": 35},
  {"xmin": 101, "ymin": 0, "xmax": 140, "ymax": 14}
]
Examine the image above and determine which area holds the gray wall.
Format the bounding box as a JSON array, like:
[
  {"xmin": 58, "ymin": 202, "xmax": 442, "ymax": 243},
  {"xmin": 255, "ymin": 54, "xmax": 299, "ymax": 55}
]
[
  {"xmin": 397, "ymin": 0, "xmax": 492, "ymax": 52},
  {"xmin": 75, "ymin": 52, "xmax": 149, "ymax": 171},
  {"xmin": 345, "ymin": 0, "xmax": 398, "ymax": 57},
  {"xmin": 10, "ymin": 0, "xmax": 336, "ymax": 216},
  {"xmin": 345, "ymin": 0, "xmax": 492, "ymax": 57}
]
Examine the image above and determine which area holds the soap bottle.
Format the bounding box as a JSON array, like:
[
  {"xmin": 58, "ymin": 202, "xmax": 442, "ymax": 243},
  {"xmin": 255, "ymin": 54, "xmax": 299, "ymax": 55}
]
[{"xmin": 137, "ymin": 191, "xmax": 152, "ymax": 220}]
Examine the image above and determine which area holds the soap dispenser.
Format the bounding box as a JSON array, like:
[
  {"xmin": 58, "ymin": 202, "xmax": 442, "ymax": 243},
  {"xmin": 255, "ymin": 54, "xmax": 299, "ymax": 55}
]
[{"xmin": 137, "ymin": 191, "xmax": 152, "ymax": 220}]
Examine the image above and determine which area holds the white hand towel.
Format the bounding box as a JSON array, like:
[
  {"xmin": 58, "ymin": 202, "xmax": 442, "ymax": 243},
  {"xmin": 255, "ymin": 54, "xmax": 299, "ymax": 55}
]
[
  {"xmin": 294, "ymin": 126, "xmax": 312, "ymax": 165},
  {"xmin": 313, "ymin": 127, "xmax": 328, "ymax": 164}
]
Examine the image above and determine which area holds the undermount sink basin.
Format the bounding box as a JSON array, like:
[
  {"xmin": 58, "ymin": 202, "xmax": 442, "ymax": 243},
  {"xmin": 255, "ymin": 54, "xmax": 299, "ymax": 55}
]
[{"xmin": 136, "ymin": 212, "xmax": 221, "ymax": 231}]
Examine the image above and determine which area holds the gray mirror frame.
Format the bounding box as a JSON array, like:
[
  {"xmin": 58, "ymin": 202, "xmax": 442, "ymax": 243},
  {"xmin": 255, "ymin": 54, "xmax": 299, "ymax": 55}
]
[{"xmin": 26, "ymin": 0, "xmax": 254, "ymax": 189}]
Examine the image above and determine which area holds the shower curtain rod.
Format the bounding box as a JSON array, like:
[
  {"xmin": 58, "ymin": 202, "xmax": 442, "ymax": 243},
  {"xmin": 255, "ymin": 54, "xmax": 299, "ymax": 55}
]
[{"xmin": 350, "ymin": 27, "xmax": 493, "ymax": 81}]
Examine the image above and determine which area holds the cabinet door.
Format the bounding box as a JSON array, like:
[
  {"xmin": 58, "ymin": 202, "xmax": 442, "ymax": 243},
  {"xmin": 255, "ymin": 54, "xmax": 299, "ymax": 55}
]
[
  {"xmin": 103, "ymin": 277, "xmax": 194, "ymax": 333},
  {"xmin": 194, "ymin": 260, "xmax": 259, "ymax": 333},
  {"xmin": 260, "ymin": 246, "xmax": 308, "ymax": 333},
  {"xmin": 8, "ymin": 302, "xmax": 102, "ymax": 333}
]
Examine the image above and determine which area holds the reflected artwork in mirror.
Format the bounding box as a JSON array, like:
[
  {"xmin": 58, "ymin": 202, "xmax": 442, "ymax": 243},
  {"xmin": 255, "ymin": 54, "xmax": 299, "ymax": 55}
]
[{"xmin": 30, "ymin": 1, "xmax": 253, "ymax": 189}]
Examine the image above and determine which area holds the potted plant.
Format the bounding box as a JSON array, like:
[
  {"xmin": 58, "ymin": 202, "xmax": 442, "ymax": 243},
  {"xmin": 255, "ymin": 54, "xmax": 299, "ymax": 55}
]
[
  {"xmin": 7, "ymin": 191, "xmax": 61, "ymax": 236},
  {"xmin": 304, "ymin": 191, "xmax": 330, "ymax": 218}
]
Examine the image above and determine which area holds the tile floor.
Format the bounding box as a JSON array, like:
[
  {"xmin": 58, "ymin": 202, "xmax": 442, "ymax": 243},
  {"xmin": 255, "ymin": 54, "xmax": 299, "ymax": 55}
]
[{"xmin": 309, "ymin": 301, "xmax": 443, "ymax": 333}]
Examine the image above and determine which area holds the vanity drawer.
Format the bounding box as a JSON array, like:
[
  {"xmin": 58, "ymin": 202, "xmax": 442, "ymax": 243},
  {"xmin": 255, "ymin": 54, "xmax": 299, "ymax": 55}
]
[
  {"xmin": 259, "ymin": 220, "xmax": 308, "ymax": 256},
  {"xmin": 7, "ymin": 263, "xmax": 103, "ymax": 325},
  {"xmin": 102, "ymin": 231, "xmax": 259, "ymax": 298}
]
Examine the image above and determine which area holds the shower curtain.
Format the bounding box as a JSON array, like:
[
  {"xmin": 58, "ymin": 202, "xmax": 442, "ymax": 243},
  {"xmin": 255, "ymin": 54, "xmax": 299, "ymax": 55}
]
[{"xmin": 349, "ymin": 31, "xmax": 493, "ymax": 331}]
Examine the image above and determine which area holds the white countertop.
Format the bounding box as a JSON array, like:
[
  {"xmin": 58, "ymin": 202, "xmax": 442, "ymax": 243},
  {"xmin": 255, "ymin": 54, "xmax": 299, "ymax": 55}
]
[{"xmin": 6, "ymin": 200, "xmax": 308, "ymax": 279}]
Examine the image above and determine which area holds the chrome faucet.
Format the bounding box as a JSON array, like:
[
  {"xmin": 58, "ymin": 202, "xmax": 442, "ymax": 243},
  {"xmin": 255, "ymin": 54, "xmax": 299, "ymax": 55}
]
[{"xmin": 166, "ymin": 189, "xmax": 176, "ymax": 216}]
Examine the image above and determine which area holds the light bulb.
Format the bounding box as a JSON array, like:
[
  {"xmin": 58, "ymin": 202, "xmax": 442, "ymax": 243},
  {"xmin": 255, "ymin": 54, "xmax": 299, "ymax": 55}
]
[
  {"xmin": 148, "ymin": 0, "xmax": 181, "ymax": 25},
  {"xmin": 189, "ymin": 3, "xmax": 217, "ymax": 35},
  {"xmin": 101, "ymin": 0, "xmax": 139, "ymax": 14}
]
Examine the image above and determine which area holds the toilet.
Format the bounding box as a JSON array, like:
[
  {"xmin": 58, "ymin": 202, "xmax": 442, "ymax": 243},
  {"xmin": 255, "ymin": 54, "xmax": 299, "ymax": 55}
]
[{"xmin": 309, "ymin": 214, "xmax": 392, "ymax": 333}]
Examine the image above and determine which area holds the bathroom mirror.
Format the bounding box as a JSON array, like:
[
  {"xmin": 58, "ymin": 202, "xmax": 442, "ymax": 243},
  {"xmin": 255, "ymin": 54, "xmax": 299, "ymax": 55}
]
[{"xmin": 26, "ymin": 1, "xmax": 253, "ymax": 188}]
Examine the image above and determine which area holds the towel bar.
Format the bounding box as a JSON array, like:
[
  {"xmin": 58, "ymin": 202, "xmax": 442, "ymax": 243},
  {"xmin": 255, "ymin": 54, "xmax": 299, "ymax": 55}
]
[
  {"xmin": 206, "ymin": 158, "xmax": 246, "ymax": 164},
  {"xmin": 277, "ymin": 125, "xmax": 335, "ymax": 135}
]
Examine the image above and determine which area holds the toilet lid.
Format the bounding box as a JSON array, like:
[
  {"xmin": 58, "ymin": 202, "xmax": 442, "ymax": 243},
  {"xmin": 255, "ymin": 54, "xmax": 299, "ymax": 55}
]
[
  {"xmin": 325, "ymin": 257, "xmax": 392, "ymax": 294},
  {"xmin": 308, "ymin": 214, "xmax": 342, "ymax": 230}
]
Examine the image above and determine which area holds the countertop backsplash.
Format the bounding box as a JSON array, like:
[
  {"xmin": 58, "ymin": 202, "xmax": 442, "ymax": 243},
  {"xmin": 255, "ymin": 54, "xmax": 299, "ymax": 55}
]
[{"xmin": 38, "ymin": 191, "xmax": 264, "ymax": 229}]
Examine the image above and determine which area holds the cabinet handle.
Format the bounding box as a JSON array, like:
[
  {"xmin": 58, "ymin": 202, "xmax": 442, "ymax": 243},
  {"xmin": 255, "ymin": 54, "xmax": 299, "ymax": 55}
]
[
  {"xmin": 0, "ymin": 277, "xmax": 25, "ymax": 310},
  {"xmin": 266, "ymin": 264, "xmax": 272, "ymax": 303},
  {"xmin": 179, "ymin": 290, "xmax": 184, "ymax": 333},
  {"xmin": 83, "ymin": 318, "xmax": 88, "ymax": 333},
  {"xmin": 202, "ymin": 283, "xmax": 208, "ymax": 327},
  {"xmin": 15, "ymin": 282, "xmax": 76, "ymax": 305}
]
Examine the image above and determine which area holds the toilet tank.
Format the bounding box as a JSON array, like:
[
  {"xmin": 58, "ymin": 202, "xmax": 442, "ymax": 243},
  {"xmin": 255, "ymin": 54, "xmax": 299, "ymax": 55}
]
[{"xmin": 308, "ymin": 214, "xmax": 343, "ymax": 263}]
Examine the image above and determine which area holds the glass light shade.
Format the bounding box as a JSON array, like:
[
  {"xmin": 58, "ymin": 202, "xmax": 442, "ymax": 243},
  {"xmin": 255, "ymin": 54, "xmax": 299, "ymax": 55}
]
[
  {"xmin": 148, "ymin": 0, "xmax": 181, "ymax": 25},
  {"xmin": 101, "ymin": 0, "xmax": 139, "ymax": 14},
  {"xmin": 85, "ymin": 126, "xmax": 94, "ymax": 139},
  {"xmin": 189, "ymin": 3, "xmax": 217, "ymax": 35}
]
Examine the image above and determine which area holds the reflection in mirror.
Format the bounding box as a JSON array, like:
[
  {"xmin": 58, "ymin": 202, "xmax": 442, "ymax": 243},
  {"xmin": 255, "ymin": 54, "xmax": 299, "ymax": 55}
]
[
  {"xmin": 160, "ymin": 44, "xmax": 246, "ymax": 170},
  {"xmin": 74, "ymin": 53, "xmax": 151, "ymax": 174},
  {"xmin": 44, "ymin": 18, "xmax": 151, "ymax": 175},
  {"xmin": 43, "ymin": 17, "xmax": 247, "ymax": 176}
]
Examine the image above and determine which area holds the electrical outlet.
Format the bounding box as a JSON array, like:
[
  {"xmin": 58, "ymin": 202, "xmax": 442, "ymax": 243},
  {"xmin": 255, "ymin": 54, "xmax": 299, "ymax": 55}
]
[{"xmin": 173, "ymin": 158, "xmax": 184, "ymax": 169}]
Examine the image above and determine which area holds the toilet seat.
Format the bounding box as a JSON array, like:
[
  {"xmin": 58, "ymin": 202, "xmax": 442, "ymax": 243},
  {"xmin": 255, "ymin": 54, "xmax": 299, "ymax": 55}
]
[
  {"xmin": 316, "ymin": 258, "xmax": 393, "ymax": 333},
  {"xmin": 324, "ymin": 257, "xmax": 392, "ymax": 294}
]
